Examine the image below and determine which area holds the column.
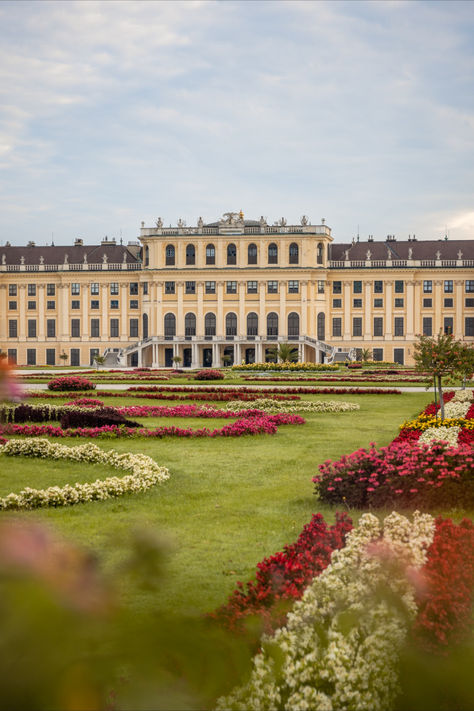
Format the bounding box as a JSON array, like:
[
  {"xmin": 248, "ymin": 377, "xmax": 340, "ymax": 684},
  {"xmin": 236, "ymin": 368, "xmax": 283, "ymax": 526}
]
[
  {"xmin": 197, "ymin": 281, "xmax": 204, "ymax": 337},
  {"xmin": 101, "ymin": 284, "xmax": 109, "ymax": 340},
  {"xmin": 19, "ymin": 285, "xmax": 26, "ymax": 340},
  {"xmin": 0, "ymin": 286, "xmax": 6, "ymax": 340},
  {"xmin": 343, "ymin": 281, "xmax": 351, "ymax": 339},
  {"xmin": 176, "ymin": 282, "xmax": 184, "ymax": 337},
  {"xmin": 234, "ymin": 342, "xmax": 241, "ymax": 364},
  {"xmin": 255, "ymin": 341, "xmax": 263, "ymax": 363},
  {"xmin": 405, "ymin": 280, "xmax": 414, "ymax": 340},
  {"xmin": 60, "ymin": 283, "xmax": 69, "ymax": 340},
  {"xmin": 38, "ymin": 284, "xmax": 45, "ymax": 341},
  {"xmin": 120, "ymin": 283, "xmax": 128, "ymax": 340},
  {"xmin": 238, "ymin": 282, "xmax": 245, "ymax": 338},
  {"xmin": 191, "ymin": 342, "xmax": 199, "ymax": 368},
  {"xmin": 364, "ymin": 282, "xmax": 371, "ymax": 340},
  {"xmin": 217, "ymin": 281, "xmax": 224, "ymax": 336},
  {"xmin": 412, "ymin": 280, "xmax": 421, "ymax": 336},
  {"xmin": 384, "ymin": 281, "xmax": 393, "ymax": 339},
  {"xmin": 301, "ymin": 281, "xmax": 308, "ymax": 337},
  {"xmin": 155, "ymin": 281, "xmax": 163, "ymax": 337},
  {"xmin": 82, "ymin": 282, "xmax": 89, "ymax": 339},
  {"xmin": 433, "ymin": 280, "xmax": 443, "ymax": 334},
  {"xmin": 455, "ymin": 280, "xmax": 463, "ymax": 338},
  {"xmin": 279, "ymin": 281, "xmax": 286, "ymax": 338},
  {"xmin": 259, "ymin": 287, "xmax": 265, "ymax": 337}
]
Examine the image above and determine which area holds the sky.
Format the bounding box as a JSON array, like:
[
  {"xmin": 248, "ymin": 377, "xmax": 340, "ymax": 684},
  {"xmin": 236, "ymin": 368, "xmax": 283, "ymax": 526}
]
[{"xmin": 1, "ymin": 0, "xmax": 474, "ymax": 246}]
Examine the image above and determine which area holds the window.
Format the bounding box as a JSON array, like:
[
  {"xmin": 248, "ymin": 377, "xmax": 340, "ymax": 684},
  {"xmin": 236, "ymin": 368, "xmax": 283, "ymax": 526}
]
[
  {"xmin": 289, "ymin": 243, "xmax": 299, "ymax": 264},
  {"xmin": 27, "ymin": 319, "xmax": 36, "ymax": 338},
  {"xmin": 142, "ymin": 282, "xmax": 148, "ymax": 295},
  {"xmin": 317, "ymin": 243, "xmax": 324, "ymax": 265},
  {"xmin": 374, "ymin": 281, "xmax": 383, "ymax": 293},
  {"xmin": 185, "ymin": 281, "xmax": 195, "ymax": 294},
  {"xmin": 247, "ymin": 281, "xmax": 258, "ymax": 294},
  {"xmin": 90, "ymin": 348, "xmax": 99, "ymax": 366},
  {"xmin": 71, "ymin": 283, "xmax": 80, "ymax": 295},
  {"xmin": 130, "ymin": 318, "xmax": 139, "ymax": 338},
  {"xmin": 165, "ymin": 281, "xmax": 175, "ymax": 294},
  {"xmin": 423, "ymin": 280, "xmax": 432, "ymax": 293},
  {"xmin": 317, "ymin": 312, "xmax": 325, "ymax": 340},
  {"xmin": 129, "ymin": 282, "xmax": 139, "ymax": 295},
  {"xmin": 318, "ymin": 280, "xmax": 325, "ymax": 294},
  {"xmin": 71, "ymin": 300, "xmax": 80, "ymax": 309},
  {"xmin": 7, "ymin": 349, "xmax": 17, "ymax": 364},
  {"xmin": 205, "ymin": 313, "xmax": 216, "ymax": 337},
  {"xmin": 47, "ymin": 319, "xmax": 56, "ymax": 338},
  {"xmin": 110, "ymin": 300, "xmax": 119, "ymax": 309},
  {"xmin": 444, "ymin": 317, "xmax": 453, "ymax": 335},
  {"xmin": 247, "ymin": 312, "xmax": 258, "ymax": 336},
  {"xmin": 185, "ymin": 245, "xmax": 195, "ymax": 266},
  {"xmin": 332, "ymin": 317, "xmax": 342, "ymax": 337},
  {"xmin": 268, "ymin": 243, "xmax": 278, "ymax": 264},
  {"xmin": 110, "ymin": 283, "xmax": 119, "ymax": 295},
  {"xmin": 288, "ymin": 281, "xmax": 299, "ymax": 294},
  {"xmin": 395, "ymin": 280, "xmax": 404, "ymax": 293},
  {"xmin": 248, "ymin": 243, "xmax": 257, "ymax": 265},
  {"xmin": 374, "ymin": 298, "xmax": 383, "ymax": 308},
  {"xmin": 267, "ymin": 312, "xmax": 278, "ymax": 337},
  {"xmin": 8, "ymin": 301, "xmax": 17, "ymax": 310},
  {"xmin": 353, "ymin": 281, "xmax": 362, "ymax": 294},
  {"xmin": 394, "ymin": 317, "xmax": 404, "ymax": 336},
  {"xmin": 164, "ymin": 313, "xmax": 176, "ymax": 338},
  {"xmin": 353, "ymin": 317, "xmax": 362, "ymax": 337},
  {"xmin": 332, "ymin": 281, "xmax": 342, "ymax": 294},
  {"xmin": 28, "ymin": 284, "xmax": 36, "ymax": 296},
  {"xmin": 444, "ymin": 280, "xmax": 453, "ymax": 293},
  {"xmin": 444, "ymin": 298, "xmax": 454, "ymax": 308},
  {"xmin": 394, "ymin": 298, "xmax": 404, "ymax": 308},
  {"xmin": 8, "ymin": 284, "xmax": 17, "ymax": 297},
  {"xmin": 70, "ymin": 349, "xmax": 80, "ymax": 367},
  {"xmin": 353, "ymin": 298, "xmax": 362, "ymax": 308},
  {"xmin": 226, "ymin": 281, "xmax": 237, "ymax": 294},
  {"xmin": 422, "ymin": 317, "xmax": 432, "ymax": 336},
  {"xmin": 423, "ymin": 298, "xmax": 432, "ymax": 308},
  {"xmin": 27, "ymin": 301, "xmax": 36, "ymax": 310},
  {"xmin": 288, "ymin": 312, "xmax": 299, "ymax": 338},
  {"xmin": 47, "ymin": 300, "xmax": 55, "ymax": 310},
  {"xmin": 184, "ymin": 313, "xmax": 196, "ymax": 337},
  {"xmin": 91, "ymin": 300, "xmax": 99, "ymax": 309},
  {"xmin": 206, "ymin": 244, "xmax": 215, "ymax": 265},
  {"xmin": 90, "ymin": 283, "xmax": 99, "ymax": 295},
  {"xmin": 466, "ymin": 317, "xmax": 474, "ymax": 337},
  {"xmin": 27, "ymin": 349, "xmax": 36, "ymax": 366},
  {"xmin": 333, "ymin": 298, "xmax": 342, "ymax": 308},
  {"xmin": 110, "ymin": 318, "xmax": 119, "ymax": 337},
  {"xmin": 71, "ymin": 319, "xmax": 80, "ymax": 337},
  {"xmin": 227, "ymin": 243, "xmax": 237, "ymax": 265},
  {"xmin": 465, "ymin": 281, "xmax": 474, "ymax": 293},
  {"xmin": 373, "ymin": 317, "xmax": 383, "ymax": 337},
  {"xmin": 205, "ymin": 281, "xmax": 216, "ymax": 294},
  {"xmin": 466, "ymin": 298, "xmax": 474, "ymax": 308},
  {"xmin": 90, "ymin": 319, "xmax": 100, "ymax": 338},
  {"xmin": 166, "ymin": 245, "xmax": 175, "ymax": 266},
  {"xmin": 46, "ymin": 349, "xmax": 55, "ymax": 366},
  {"xmin": 225, "ymin": 313, "xmax": 237, "ymax": 336},
  {"xmin": 267, "ymin": 281, "xmax": 278, "ymax": 294},
  {"xmin": 393, "ymin": 348, "xmax": 404, "ymax": 365},
  {"xmin": 129, "ymin": 300, "xmax": 139, "ymax": 309},
  {"xmin": 47, "ymin": 284, "xmax": 55, "ymax": 296},
  {"xmin": 8, "ymin": 320, "xmax": 17, "ymax": 338},
  {"xmin": 373, "ymin": 348, "xmax": 383, "ymax": 362}
]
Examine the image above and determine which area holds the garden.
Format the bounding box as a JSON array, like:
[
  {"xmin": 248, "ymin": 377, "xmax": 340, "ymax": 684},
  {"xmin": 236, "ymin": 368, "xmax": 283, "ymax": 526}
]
[{"xmin": 0, "ymin": 338, "xmax": 473, "ymax": 711}]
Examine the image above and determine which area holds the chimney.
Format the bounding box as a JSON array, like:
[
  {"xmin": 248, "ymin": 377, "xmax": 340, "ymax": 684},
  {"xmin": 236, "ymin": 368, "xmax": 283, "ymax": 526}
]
[
  {"xmin": 74, "ymin": 238, "xmax": 84, "ymax": 247},
  {"xmin": 27, "ymin": 241, "xmax": 36, "ymax": 247}
]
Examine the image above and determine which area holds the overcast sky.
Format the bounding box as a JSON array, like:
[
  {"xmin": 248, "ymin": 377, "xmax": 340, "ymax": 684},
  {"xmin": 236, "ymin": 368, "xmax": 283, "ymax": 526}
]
[{"xmin": 1, "ymin": 0, "xmax": 474, "ymax": 246}]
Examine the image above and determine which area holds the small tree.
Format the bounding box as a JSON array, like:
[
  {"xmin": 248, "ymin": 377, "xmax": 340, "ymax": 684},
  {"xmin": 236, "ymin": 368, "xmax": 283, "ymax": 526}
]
[
  {"xmin": 360, "ymin": 348, "xmax": 372, "ymax": 363},
  {"xmin": 222, "ymin": 354, "xmax": 232, "ymax": 367},
  {"xmin": 94, "ymin": 354, "xmax": 106, "ymax": 368},
  {"xmin": 413, "ymin": 333, "xmax": 465, "ymax": 419},
  {"xmin": 59, "ymin": 352, "xmax": 68, "ymax": 364},
  {"xmin": 458, "ymin": 343, "xmax": 474, "ymax": 389},
  {"xmin": 172, "ymin": 355, "xmax": 182, "ymax": 368},
  {"xmin": 268, "ymin": 343, "xmax": 298, "ymax": 364}
]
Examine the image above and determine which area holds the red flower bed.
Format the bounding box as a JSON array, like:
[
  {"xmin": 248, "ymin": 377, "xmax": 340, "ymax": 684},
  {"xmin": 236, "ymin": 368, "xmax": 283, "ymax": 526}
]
[
  {"xmin": 47, "ymin": 376, "xmax": 96, "ymax": 392},
  {"xmin": 210, "ymin": 512, "xmax": 352, "ymax": 635},
  {"xmin": 127, "ymin": 385, "xmax": 401, "ymax": 396},
  {"xmin": 65, "ymin": 398, "xmax": 105, "ymax": 408},
  {"xmin": 413, "ymin": 517, "xmax": 474, "ymax": 653},
  {"xmin": 195, "ymin": 369, "xmax": 225, "ymax": 380},
  {"xmin": 116, "ymin": 404, "xmax": 265, "ymax": 419},
  {"xmin": 27, "ymin": 390, "xmax": 299, "ymax": 402}
]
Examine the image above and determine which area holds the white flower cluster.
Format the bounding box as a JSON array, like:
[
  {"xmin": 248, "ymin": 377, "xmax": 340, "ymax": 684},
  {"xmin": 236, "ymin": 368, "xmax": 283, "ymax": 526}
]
[
  {"xmin": 217, "ymin": 511, "xmax": 435, "ymax": 711},
  {"xmin": 225, "ymin": 399, "xmax": 360, "ymax": 414},
  {"xmin": 452, "ymin": 389, "xmax": 474, "ymax": 403},
  {"xmin": 419, "ymin": 425, "xmax": 461, "ymax": 447},
  {"xmin": 0, "ymin": 438, "xmax": 169, "ymax": 510},
  {"xmin": 443, "ymin": 400, "xmax": 471, "ymax": 419}
]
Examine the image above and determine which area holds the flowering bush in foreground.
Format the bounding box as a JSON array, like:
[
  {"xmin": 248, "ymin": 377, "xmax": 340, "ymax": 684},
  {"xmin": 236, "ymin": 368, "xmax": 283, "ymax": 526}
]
[
  {"xmin": 195, "ymin": 369, "xmax": 225, "ymax": 380},
  {"xmin": 47, "ymin": 376, "xmax": 96, "ymax": 391},
  {"xmin": 0, "ymin": 438, "xmax": 169, "ymax": 510},
  {"xmin": 217, "ymin": 512, "xmax": 435, "ymax": 711}
]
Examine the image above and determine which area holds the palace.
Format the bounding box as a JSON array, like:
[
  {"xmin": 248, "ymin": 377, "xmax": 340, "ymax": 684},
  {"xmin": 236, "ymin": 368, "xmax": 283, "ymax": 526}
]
[{"xmin": 1, "ymin": 211, "xmax": 473, "ymax": 367}]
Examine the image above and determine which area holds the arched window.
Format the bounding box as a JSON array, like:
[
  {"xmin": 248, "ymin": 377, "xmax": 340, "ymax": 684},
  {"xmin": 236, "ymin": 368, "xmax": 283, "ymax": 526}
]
[
  {"xmin": 247, "ymin": 312, "xmax": 258, "ymax": 336},
  {"xmin": 317, "ymin": 312, "xmax": 325, "ymax": 341},
  {"xmin": 206, "ymin": 243, "xmax": 215, "ymax": 265},
  {"xmin": 227, "ymin": 243, "xmax": 237, "ymax": 265},
  {"xmin": 205, "ymin": 313, "xmax": 216, "ymax": 337},
  {"xmin": 317, "ymin": 242, "xmax": 324, "ymax": 265},
  {"xmin": 226, "ymin": 312, "xmax": 237, "ymax": 336},
  {"xmin": 248, "ymin": 243, "xmax": 257, "ymax": 265},
  {"xmin": 268, "ymin": 242, "xmax": 278, "ymax": 264},
  {"xmin": 289, "ymin": 243, "xmax": 299, "ymax": 264},
  {"xmin": 184, "ymin": 312, "xmax": 196, "ymax": 337},
  {"xmin": 266, "ymin": 312, "xmax": 278, "ymax": 338},
  {"xmin": 165, "ymin": 244, "xmax": 175, "ymax": 266},
  {"xmin": 164, "ymin": 313, "xmax": 176, "ymax": 338},
  {"xmin": 142, "ymin": 313, "xmax": 148, "ymax": 339},
  {"xmin": 144, "ymin": 245, "xmax": 149, "ymax": 267},
  {"xmin": 288, "ymin": 312, "xmax": 300, "ymax": 338},
  {"xmin": 186, "ymin": 244, "xmax": 196, "ymax": 265}
]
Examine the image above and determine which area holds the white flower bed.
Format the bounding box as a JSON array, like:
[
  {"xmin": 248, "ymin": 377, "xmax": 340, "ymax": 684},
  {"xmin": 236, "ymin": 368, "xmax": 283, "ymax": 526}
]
[
  {"xmin": 452, "ymin": 389, "xmax": 474, "ymax": 403},
  {"xmin": 0, "ymin": 439, "xmax": 169, "ymax": 510},
  {"xmin": 419, "ymin": 425, "xmax": 461, "ymax": 447},
  {"xmin": 443, "ymin": 400, "xmax": 471, "ymax": 419},
  {"xmin": 217, "ymin": 511, "xmax": 435, "ymax": 711},
  {"xmin": 225, "ymin": 399, "xmax": 360, "ymax": 414}
]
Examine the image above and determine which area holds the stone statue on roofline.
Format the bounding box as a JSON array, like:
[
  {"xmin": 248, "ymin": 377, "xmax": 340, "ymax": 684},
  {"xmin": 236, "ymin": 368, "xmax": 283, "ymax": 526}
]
[
  {"xmin": 301, "ymin": 215, "xmax": 308, "ymax": 226},
  {"xmin": 155, "ymin": 217, "xmax": 163, "ymax": 228}
]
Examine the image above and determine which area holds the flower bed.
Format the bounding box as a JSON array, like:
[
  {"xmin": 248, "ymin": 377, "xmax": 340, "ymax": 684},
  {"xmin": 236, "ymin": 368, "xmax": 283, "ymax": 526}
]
[
  {"xmin": 47, "ymin": 376, "xmax": 96, "ymax": 391},
  {"xmin": 232, "ymin": 362, "xmax": 339, "ymax": 372},
  {"xmin": 127, "ymin": 384, "xmax": 401, "ymax": 396},
  {"xmin": 243, "ymin": 375, "xmax": 426, "ymax": 383},
  {"xmin": 0, "ymin": 438, "xmax": 169, "ymax": 510},
  {"xmin": 194, "ymin": 369, "xmax": 225, "ymax": 380},
  {"xmin": 225, "ymin": 398, "xmax": 360, "ymax": 413}
]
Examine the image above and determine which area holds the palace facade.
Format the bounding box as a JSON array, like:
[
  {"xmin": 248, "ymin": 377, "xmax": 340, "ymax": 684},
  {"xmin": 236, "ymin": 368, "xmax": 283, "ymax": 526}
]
[{"xmin": 1, "ymin": 212, "xmax": 473, "ymax": 367}]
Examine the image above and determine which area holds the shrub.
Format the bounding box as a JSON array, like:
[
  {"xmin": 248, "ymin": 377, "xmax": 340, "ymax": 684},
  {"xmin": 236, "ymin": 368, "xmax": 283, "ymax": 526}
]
[
  {"xmin": 47, "ymin": 376, "xmax": 96, "ymax": 392},
  {"xmin": 59, "ymin": 407, "xmax": 140, "ymax": 429},
  {"xmin": 194, "ymin": 369, "xmax": 225, "ymax": 380}
]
